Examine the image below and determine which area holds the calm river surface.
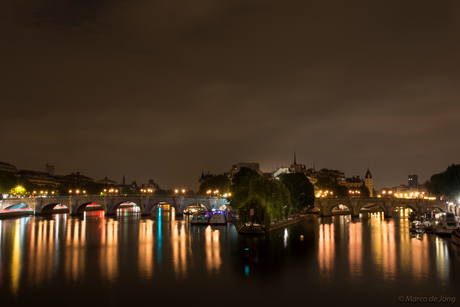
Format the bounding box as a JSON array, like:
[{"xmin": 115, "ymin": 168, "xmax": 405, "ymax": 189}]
[{"xmin": 1, "ymin": 209, "xmax": 459, "ymax": 307}]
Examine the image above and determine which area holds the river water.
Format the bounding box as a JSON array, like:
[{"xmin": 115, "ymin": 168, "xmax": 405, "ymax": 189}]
[{"xmin": 0, "ymin": 209, "xmax": 459, "ymax": 307}]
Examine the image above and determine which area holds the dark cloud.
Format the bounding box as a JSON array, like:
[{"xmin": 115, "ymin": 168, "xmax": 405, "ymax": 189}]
[{"xmin": 1, "ymin": 0, "xmax": 459, "ymax": 190}]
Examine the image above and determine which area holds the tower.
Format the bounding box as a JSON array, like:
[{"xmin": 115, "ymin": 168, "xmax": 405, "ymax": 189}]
[
  {"xmin": 45, "ymin": 163, "xmax": 54, "ymax": 176},
  {"xmin": 365, "ymin": 168, "xmax": 373, "ymax": 197},
  {"xmin": 408, "ymin": 174, "xmax": 418, "ymax": 187},
  {"xmin": 122, "ymin": 175, "xmax": 126, "ymax": 185},
  {"xmin": 294, "ymin": 151, "xmax": 297, "ymax": 165}
]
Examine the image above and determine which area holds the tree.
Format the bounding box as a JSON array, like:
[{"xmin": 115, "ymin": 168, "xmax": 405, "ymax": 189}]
[
  {"xmin": 249, "ymin": 176, "xmax": 291, "ymax": 221},
  {"xmin": 358, "ymin": 185, "xmax": 370, "ymax": 197},
  {"xmin": 315, "ymin": 174, "xmax": 348, "ymax": 196},
  {"xmin": 197, "ymin": 175, "xmax": 230, "ymax": 196},
  {"xmin": 229, "ymin": 167, "xmax": 260, "ymax": 210},
  {"xmin": 0, "ymin": 171, "xmax": 20, "ymax": 194},
  {"xmin": 426, "ymin": 164, "xmax": 460, "ymax": 200},
  {"xmin": 280, "ymin": 173, "xmax": 315, "ymax": 212},
  {"xmin": 238, "ymin": 195, "xmax": 271, "ymax": 230}
]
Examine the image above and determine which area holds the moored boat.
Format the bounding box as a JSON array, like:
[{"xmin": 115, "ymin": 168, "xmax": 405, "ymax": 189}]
[
  {"xmin": 189, "ymin": 211, "xmax": 210, "ymax": 225},
  {"xmin": 433, "ymin": 212, "xmax": 458, "ymax": 236},
  {"xmin": 209, "ymin": 210, "xmax": 226, "ymax": 225},
  {"xmin": 410, "ymin": 220, "xmax": 423, "ymax": 233}
]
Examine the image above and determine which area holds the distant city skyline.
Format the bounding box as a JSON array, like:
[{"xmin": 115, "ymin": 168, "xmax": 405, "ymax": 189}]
[{"xmin": 1, "ymin": 157, "xmax": 448, "ymax": 191}]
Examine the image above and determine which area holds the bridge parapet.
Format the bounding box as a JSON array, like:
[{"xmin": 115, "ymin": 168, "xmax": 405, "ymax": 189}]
[
  {"xmin": 1, "ymin": 195, "xmax": 230, "ymax": 216},
  {"xmin": 313, "ymin": 197, "xmax": 448, "ymax": 217}
]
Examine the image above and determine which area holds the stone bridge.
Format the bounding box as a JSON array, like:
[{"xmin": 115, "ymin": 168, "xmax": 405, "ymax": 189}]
[
  {"xmin": 0, "ymin": 195, "xmax": 230, "ymax": 216},
  {"xmin": 311, "ymin": 197, "xmax": 448, "ymax": 217}
]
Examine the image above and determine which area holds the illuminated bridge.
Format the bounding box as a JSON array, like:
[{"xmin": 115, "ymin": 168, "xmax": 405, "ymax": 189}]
[
  {"xmin": 311, "ymin": 197, "xmax": 448, "ymax": 217},
  {"xmin": 0, "ymin": 195, "xmax": 229, "ymax": 216}
]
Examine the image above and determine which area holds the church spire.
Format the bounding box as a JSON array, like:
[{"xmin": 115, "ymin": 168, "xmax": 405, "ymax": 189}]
[{"xmin": 294, "ymin": 150, "xmax": 297, "ymax": 165}]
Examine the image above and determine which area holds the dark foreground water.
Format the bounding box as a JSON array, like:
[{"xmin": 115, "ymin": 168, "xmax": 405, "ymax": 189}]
[{"xmin": 0, "ymin": 209, "xmax": 459, "ymax": 307}]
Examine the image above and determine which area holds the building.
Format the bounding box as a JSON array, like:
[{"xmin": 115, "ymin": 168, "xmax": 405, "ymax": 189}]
[
  {"xmin": 198, "ymin": 171, "xmax": 215, "ymax": 189},
  {"xmin": 140, "ymin": 179, "xmax": 160, "ymax": 191},
  {"xmin": 0, "ymin": 161, "xmax": 17, "ymax": 173},
  {"xmin": 17, "ymin": 169, "xmax": 59, "ymax": 187},
  {"xmin": 45, "ymin": 163, "xmax": 54, "ymax": 176},
  {"xmin": 273, "ymin": 167, "xmax": 291, "ymax": 180},
  {"xmin": 365, "ymin": 169, "xmax": 373, "ymax": 197},
  {"xmin": 96, "ymin": 177, "xmax": 118, "ymax": 185},
  {"xmin": 61, "ymin": 172, "xmax": 94, "ymax": 184},
  {"xmin": 340, "ymin": 175, "xmax": 364, "ymax": 189},
  {"xmin": 379, "ymin": 173, "xmax": 427, "ymax": 199},
  {"xmin": 286, "ymin": 153, "xmax": 319, "ymax": 184},
  {"xmin": 408, "ymin": 174, "xmax": 418, "ymax": 187},
  {"xmin": 229, "ymin": 162, "xmax": 262, "ymax": 176}
]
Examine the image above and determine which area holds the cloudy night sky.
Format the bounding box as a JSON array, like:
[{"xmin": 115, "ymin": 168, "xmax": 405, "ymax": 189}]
[{"xmin": 1, "ymin": 0, "xmax": 459, "ymax": 191}]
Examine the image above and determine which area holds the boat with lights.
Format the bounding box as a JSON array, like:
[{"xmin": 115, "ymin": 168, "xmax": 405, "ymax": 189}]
[
  {"xmin": 433, "ymin": 212, "xmax": 458, "ymax": 236},
  {"xmin": 189, "ymin": 211, "xmax": 210, "ymax": 225},
  {"xmin": 209, "ymin": 210, "xmax": 227, "ymax": 225}
]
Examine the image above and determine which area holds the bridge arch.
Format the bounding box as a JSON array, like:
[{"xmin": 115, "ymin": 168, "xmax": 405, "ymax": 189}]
[
  {"xmin": 110, "ymin": 201, "xmax": 141, "ymax": 214},
  {"xmin": 39, "ymin": 203, "xmax": 70, "ymax": 214},
  {"xmin": 4, "ymin": 203, "xmax": 33, "ymax": 210},
  {"xmin": 74, "ymin": 201, "xmax": 106, "ymax": 215},
  {"xmin": 356, "ymin": 201, "xmax": 387, "ymax": 216},
  {"xmin": 323, "ymin": 202, "xmax": 355, "ymax": 216},
  {"xmin": 304, "ymin": 205, "xmax": 323, "ymax": 215},
  {"xmin": 142, "ymin": 201, "xmax": 177, "ymax": 215},
  {"xmin": 180, "ymin": 201, "xmax": 212, "ymax": 214},
  {"xmin": 389, "ymin": 201, "xmax": 419, "ymax": 217},
  {"xmin": 331, "ymin": 203, "xmax": 352, "ymax": 213}
]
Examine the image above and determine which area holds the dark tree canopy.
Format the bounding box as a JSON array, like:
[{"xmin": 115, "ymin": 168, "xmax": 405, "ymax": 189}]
[
  {"xmin": 237, "ymin": 195, "xmax": 271, "ymax": 230},
  {"xmin": 280, "ymin": 172, "xmax": 315, "ymax": 212},
  {"xmin": 249, "ymin": 176, "xmax": 291, "ymax": 221},
  {"xmin": 315, "ymin": 174, "xmax": 348, "ymax": 196},
  {"xmin": 0, "ymin": 171, "xmax": 21, "ymax": 194},
  {"xmin": 229, "ymin": 167, "xmax": 260, "ymax": 210},
  {"xmin": 426, "ymin": 164, "xmax": 460, "ymax": 200},
  {"xmin": 198, "ymin": 174, "xmax": 230, "ymax": 196},
  {"xmin": 357, "ymin": 185, "xmax": 371, "ymax": 197}
]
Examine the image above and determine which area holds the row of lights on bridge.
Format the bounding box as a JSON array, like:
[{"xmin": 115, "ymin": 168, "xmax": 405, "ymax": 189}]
[
  {"xmin": 316, "ymin": 190, "xmax": 333, "ymax": 197},
  {"xmin": 141, "ymin": 189, "xmax": 154, "ymax": 193},
  {"xmin": 69, "ymin": 190, "xmax": 86, "ymax": 194},
  {"xmin": 33, "ymin": 191, "xmax": 55, "ymax": 195},
  {"xmin": 378, "ymin": 190, "xmax": 429, "ymax": 199}
]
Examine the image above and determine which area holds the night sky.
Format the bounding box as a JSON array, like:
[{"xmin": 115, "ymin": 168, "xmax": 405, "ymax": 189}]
[{"xmin": 1, "ymin": 0, "xmax": 459, "ymax": 191}]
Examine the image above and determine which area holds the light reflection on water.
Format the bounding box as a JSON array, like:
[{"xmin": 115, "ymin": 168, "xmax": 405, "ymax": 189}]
[{"xmin": 0, "ymin": 210, "xmax": 459, "ymax": 306}]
